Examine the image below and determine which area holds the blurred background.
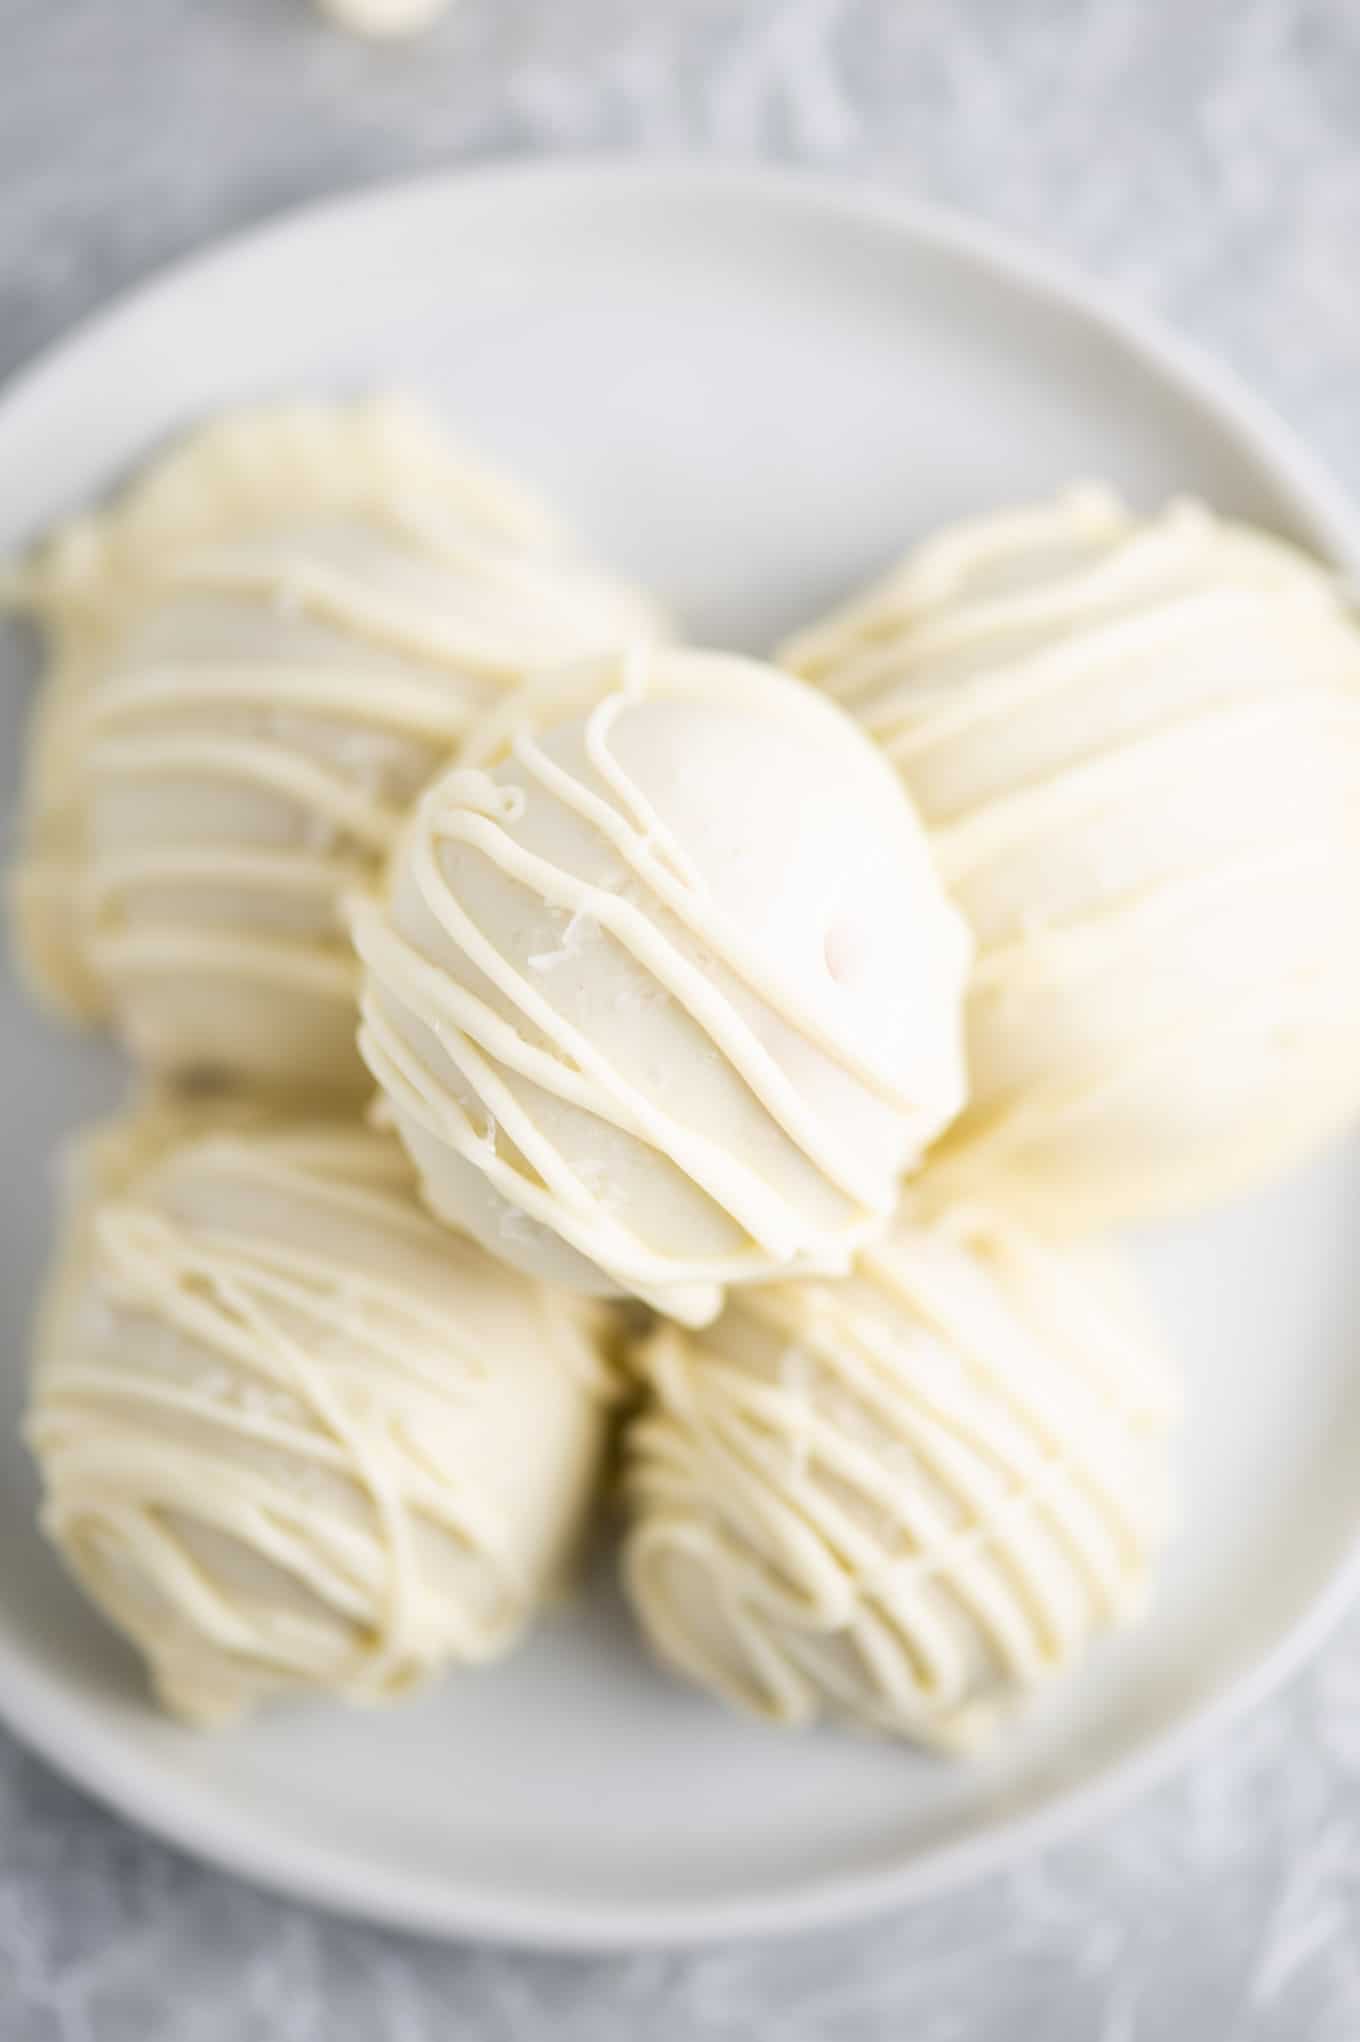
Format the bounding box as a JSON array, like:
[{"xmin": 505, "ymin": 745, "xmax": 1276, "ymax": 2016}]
[{"xmin": 4, "ymin": 3, "xmax": 1360, "ymax": 2038}]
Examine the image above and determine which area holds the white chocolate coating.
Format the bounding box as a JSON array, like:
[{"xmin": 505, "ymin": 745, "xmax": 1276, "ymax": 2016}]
[
  {"xmin": 27, "ymin": 1103, "xmax": 614, "ymax": 1726},
  {"xmin": 352, "ymin": 646, "xmax": 972, "ymax": 1326},
  {"xmin": 783, "ymin": 488, "xmax": 1360, "ymax": 1228},
  {"xmin": 623, "ymin": 1201, "xmax": 1179, "ymax": 1751},
  {"xmin": 9, "ymin": 397, "xmax": 658, "ymax": 1093}
]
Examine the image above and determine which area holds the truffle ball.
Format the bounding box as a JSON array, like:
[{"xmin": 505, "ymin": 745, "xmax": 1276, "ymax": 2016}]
[
  {"xmin": 623, "ymin": 1200, "xmax": 1179, "ymax": 1751},
  {"xmin": 10, "ymin": 397, "xmax": 657, "ymax": 1092},
  {"xmin": 784, "ymin": 487, "xmax": 1360, "ymax": 1227},
  {"xmin": 352, "ymin": 645, "xmax": 971, "ymax": 1325},
  {"xmin": 28, "ymin": 1102, "xmax": 614, "ymax": 1725}
]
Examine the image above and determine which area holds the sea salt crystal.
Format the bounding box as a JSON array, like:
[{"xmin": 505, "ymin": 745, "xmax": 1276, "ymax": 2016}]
[{"xmin": 527, "ymin": 908, "xmax": 591, "ymax": 973}]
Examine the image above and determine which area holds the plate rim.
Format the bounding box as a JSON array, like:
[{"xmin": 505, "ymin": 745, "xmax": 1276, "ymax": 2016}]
[{"xmin": 2, "ymin": 154, "xmax": 1359, "ymax": 1952}]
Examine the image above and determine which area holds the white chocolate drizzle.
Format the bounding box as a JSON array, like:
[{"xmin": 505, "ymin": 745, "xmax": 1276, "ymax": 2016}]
[
  {"xmin": 623, "ymin": 1200, "xmax": 1179, "ymax": 1751},
  {"xmin": 28, "ymin": 1104, "xmax": 613, "ymax": 1726},
  {"xmin": 353, "ymin": 646, "xmax": 971, "ymax": 1324},
  {"xmin": 782, "ymin": 487, "xmax": 1360, "ymax": 1227},
  {"xmin": 7, "ymin": 398, "xmax": 659, "ymax": 1091}
]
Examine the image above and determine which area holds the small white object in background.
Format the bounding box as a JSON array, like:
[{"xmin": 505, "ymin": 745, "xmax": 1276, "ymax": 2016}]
[{"xmin": 314, "ymin": 0, "xmax": 451, "ymax": 38}]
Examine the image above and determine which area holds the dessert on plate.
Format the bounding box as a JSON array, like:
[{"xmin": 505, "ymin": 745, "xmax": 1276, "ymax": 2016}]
[
  {"xmin": 623, "ymin": 1197, "xmax": 1180, "ymax": 1750},
  {"xmin": 783, "ymin": 487, "xmax": 1360, "ymax": 1229},
  {"xmin": 9, "ymin": 397, "xmax": 657, "ymax": 1093},
  {"xmin": 27, "ymin": 1100, "xmax": 615, "ymax": 1725},
  {"xmin": 351, "ymin": 643, "xmax": 972, "ymax": 1326}
]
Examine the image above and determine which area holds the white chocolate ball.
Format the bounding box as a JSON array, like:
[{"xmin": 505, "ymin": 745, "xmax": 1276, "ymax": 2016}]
[
  {"xmin": 784, "ymin": 487, "xmax": 1360, "ymax": 1229},
  {"xmin": 27, "ymin": 1103, "xmax": 614, "ymax": 1726},
  {"xmin": 623, "ymin": 1201, "xmax": 1180, "ymax": 1751},
  {"xmin": 10, "ymin": 398, "xmax": 658, "ymax": 1094},
  {"xmin": 352, "ymin": 646, "xmax": 972, "ymax": 1326}
]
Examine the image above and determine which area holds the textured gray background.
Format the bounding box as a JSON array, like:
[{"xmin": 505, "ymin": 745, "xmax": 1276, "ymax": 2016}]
[{"xmin": 5, "ymin": 1, "xmax": 1360, "ymax": 2035}]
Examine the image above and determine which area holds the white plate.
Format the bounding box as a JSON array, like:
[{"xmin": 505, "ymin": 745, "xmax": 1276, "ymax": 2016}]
[{"xmin": 3, "ymin": 162, "xmax": 1360, "ymax": 1953}]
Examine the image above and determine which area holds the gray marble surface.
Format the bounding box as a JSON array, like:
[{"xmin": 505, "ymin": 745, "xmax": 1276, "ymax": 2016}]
[{"xmin": 5, "ymin": 1, "xmax": 1360, "ymax": 2035}]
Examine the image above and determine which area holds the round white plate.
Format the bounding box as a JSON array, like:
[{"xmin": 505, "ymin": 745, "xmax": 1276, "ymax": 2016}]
[{"xmin": 3, "ymin": 162, "xmax": 1360, "ymax": 1953}]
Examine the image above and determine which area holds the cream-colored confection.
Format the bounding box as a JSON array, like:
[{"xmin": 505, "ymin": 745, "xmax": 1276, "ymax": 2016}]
[
  {"xmin": 623, "ymin": 1200, "xmax": 1179, "ymax": 1752},
  {"xmin": 352, "ymin": 645, "xmax": 972, "ymax": 1327},
  {"xmin": 27, "ymin": 1101, "xmax": 614, "ymax": 1726},
  {"xmin": 315, "ymin": 0, "xmax": 450, "ymax": 34},
  {"xmin": 783, "ymin": 486, "xmax": 1360, "ymax": 1229},
  {"xmin": 9, "ymin": 397, "xmax": 658, "ymax": 1093}
]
